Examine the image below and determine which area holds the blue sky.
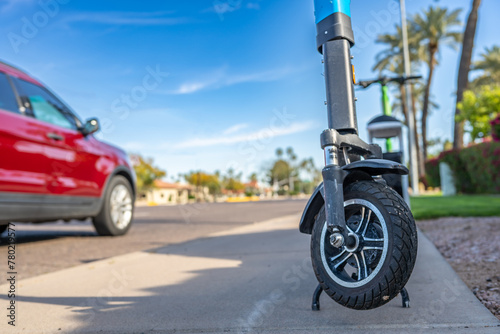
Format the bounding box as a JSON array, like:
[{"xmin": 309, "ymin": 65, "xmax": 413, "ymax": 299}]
[{"xmin": 1, "ymin": 0, "xmax": 499, "ymax": 182}]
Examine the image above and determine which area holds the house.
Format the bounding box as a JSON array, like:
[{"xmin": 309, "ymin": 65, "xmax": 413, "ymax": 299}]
[
  {"xmin": 146, "ymin": 180, "xmax": 194, "ymax": 205},
  {"xmin": 244, "ymin": 180, "xmax": 275, "ymax": 198}
]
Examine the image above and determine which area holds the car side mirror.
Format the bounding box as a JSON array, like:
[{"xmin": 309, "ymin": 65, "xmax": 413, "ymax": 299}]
[{"xmin": 82, "ymin": 118, "xmax": 100, "ymax": 135}]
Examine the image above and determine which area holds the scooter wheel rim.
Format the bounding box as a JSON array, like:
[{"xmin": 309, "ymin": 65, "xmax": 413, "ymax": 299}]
[{"xmin": 320, "ymin": 199, "xmax": 389, "ymax": 288}]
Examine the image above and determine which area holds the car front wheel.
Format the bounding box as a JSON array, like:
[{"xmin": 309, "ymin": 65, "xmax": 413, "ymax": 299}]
[
  {"xmin": 0, "ymin": 224, "xmax": 8, "ymax": 235},
  {"xmin": 93, "ymin": 176, "xmax": 134, "ymax": 236}
]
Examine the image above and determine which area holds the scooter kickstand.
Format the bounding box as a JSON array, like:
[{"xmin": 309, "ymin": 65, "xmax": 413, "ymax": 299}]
[
  {"xmin": 312, "ymin": 284, "xmax": 323, "ymax": 311},
  {"xmin": 401, "ymin": 287, "xmax": 410, "ymax": 308}
]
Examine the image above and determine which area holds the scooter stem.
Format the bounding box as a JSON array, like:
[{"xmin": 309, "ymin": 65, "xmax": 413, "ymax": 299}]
[
  {"xmin": 315, "ymin": 0, "xmax": 358, "ymax": 134},
  {"xmin": 315, "ymin": 0, "xmax": 358, "ymax": 241},
  {"xmin": 323, "ymin": 40, "xmax": 358, "ymax": 133},
  {"xmin": 314, "ymin": 0, "xmax": 355, "ymax": 52}
]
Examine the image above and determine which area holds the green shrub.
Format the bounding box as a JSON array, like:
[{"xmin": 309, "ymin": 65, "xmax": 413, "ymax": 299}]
[
  {"xmin": 492, "ymin": 114, "xmax": 500, "ymax": 142},
  {"xmin": 440, "ymin": 150, "xmax": 474, "ymax": 193},
  {"xmin": 425, "ymin": 142, "xmax": 500, "ymax": 194},
  {"xmin": 425, "ymin": 158, "xmax": 441, "ymax": 188}
]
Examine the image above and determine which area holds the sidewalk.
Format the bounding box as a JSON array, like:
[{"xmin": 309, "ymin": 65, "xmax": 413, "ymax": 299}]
[{"xmin": 1, "ymin": 215, "xmax": 499, "ymax": 333}]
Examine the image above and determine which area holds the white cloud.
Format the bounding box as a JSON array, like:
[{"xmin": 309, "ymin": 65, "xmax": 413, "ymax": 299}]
[
  {"xmin": 223, "ymin": 123, "xmax": 249, "ymax": 135},
  {"xmin": 246, "ymin": 3, "xmax": 261, "ymax": 10},
  {"xmin": 207, "ymin": 1, "xmax": 261, "ymax": 15},
  {"xmin": 170, "ymin": 66, "xmax": 297, "ymax": 95},
  {"xmin": 61, "ymin": 11, "xmax": 191, "ymax": 26},
  {"xmin": 212, "ymin": 3, "xmax": 241, "ymax": 15},
  {"xmin": 173, "ymin": 121, "xmax": 315, "ymax": 149},
  {"xmin": 175, "ymin": 82, "xmax": 213, "ymax": 95},
  {"xmin": 0, "ymin": 0, "xmax": 35, "ymax": 13}
]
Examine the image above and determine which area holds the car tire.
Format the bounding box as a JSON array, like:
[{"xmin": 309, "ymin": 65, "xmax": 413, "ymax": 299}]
[
  {"xmin": 0, "ymin": 224, "xmax": 8, "ymax": 235},
  {"xmin": 93, "ymin": 175, "xmax": 134, "ymax": 236}
]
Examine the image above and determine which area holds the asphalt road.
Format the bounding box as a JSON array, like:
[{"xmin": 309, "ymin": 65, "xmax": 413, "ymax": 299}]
[{"xmin": 0, "ymin": 199, "xmax": 307, "ymax": 280}]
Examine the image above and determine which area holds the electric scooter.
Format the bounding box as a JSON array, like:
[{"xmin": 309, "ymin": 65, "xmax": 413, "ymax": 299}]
[
  {"xmin": 299, "ymin": 0, "xmax": 418, "ymax": 310},
  {"xmin": 357, "ymin": 75, "xmax": 422, "ymax": 152},
  {"xmin": 358, "ymin": 75, "xmax": 422, "ymax": 202}
]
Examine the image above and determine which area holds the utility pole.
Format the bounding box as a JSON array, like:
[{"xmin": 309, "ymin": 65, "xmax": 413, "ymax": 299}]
[{"xmin": 399, "ymin": 0, "xmax": 420, "ymax": 196}]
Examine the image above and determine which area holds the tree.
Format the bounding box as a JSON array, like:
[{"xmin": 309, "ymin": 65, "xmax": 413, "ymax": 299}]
[
  {"xmin": 454, "ymin": 0, "xmax": 482, "ymax": 150},
  {"xmin": 373, "ymin": 25, "xmax": 424, "ymax": 79},
  {"xmin": 275, "ymin": 148, "xmax": 284, "ymax": 159},
  {"xmin": 267, "ymin": 147, "xmax": 297, "ymax": 192},
  {"xmin": 268, "ymin": 159, "xmax": 292, "ymax": 187},
  {"xmin": 184, "ymin": 171, "xmax": 221, "ymax": 195},
  {"xmin": 391, "ymin": 82, "xmax": 440, "ymax": 178},
  {"xmin": 131, "ymin": 155, "xmax": 166, "ymax": 192},
  {"xmin": 249, "ymin": 173, "xmax": 258, "ymax": 183},
  {"xmin": 457, "ymin": 85, "xmax": 500, "ymax": 141},
  {"xmin": 374, "ymin": 24, "xmax": 425, "ymax": 176},
  {"xmin": 412, "ymin": 6, "xmax": 462, "ymax": 160},
  {"xmin": 267, "ymin": 147, "xmax": 319, "ymax": 194},
  {"xmin": 285, "ymin": 147, "xmax": 298, "ymax": 191},
  {"xmin": 285, "ymin": 147, "xmax": 297, "ymax": 162},
  {"xmin": 392, "ymin": 82, "xmax": 440, "ymax": 125},
  {"xmin": 297, "ymin": 158, "xmax": 322, "ymax": 194},
  {"xmin": 471, "ymin": 46, "xmax": 500, "ymax": 88},
  {"xmin": 222, "ymin": 168, "xmax": 245, "ymax": 192},
  {"xmin": 299, "ymin": 157, "xmax": 322, "ymax": 185}
]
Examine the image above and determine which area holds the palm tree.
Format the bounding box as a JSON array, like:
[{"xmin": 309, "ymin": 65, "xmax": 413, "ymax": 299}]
[
  {"xmin": 285, "ymin": 147, "xmax": 297, "ymax": 162},
  {"xmin": 471, "ymin": 46, "xmax": 500, "ymax": 87},
  {"xmin": 299, "ymin": 157, "xmax": 321, "ymax": 183},
  {"xmin": 454, "ymin": 0, "xmax": 482, "ymax": 150},
  {"xmin": 373, "ymin": 24, "xmax": 426, "ymax": 176},
  {"xmin": 392, "ymin": 82, "xmax": 439, "ymax": 178},
  {"xmin": 249, "ymin": 173, "xmax": 258, "ymax": 183},
  {"xmin": 285, "ymin": 147, "xmax": 297, "ymax": 191},
  {"xmin": 275, "ymin": 148, "xmax": 283, "ymax": 159},
  {"xmin": 374, "ymin": 25, "xmax": 422, "ymax": 121},
  {"xmin": 412, "ymin": 6, "xmax": 462, "ymax": 160},
  {"xmin": 374, "ymin": 25, "xmax": 424, "ymax": 74}
]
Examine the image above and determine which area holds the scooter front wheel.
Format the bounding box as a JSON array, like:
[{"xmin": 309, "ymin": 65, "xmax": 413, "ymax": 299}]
[{"xmin": 311, "ymin": 180, "xmax": 418, "ymax": 310}]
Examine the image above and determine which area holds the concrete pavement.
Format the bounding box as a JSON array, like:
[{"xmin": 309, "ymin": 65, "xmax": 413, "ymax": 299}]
[
  {"xmin": 1, "ymin": 215, "xmax": 499, "ymax": 333},
  {"xmin": 1, "ymin": 200, "xmax": 307, "ymax": 280}
]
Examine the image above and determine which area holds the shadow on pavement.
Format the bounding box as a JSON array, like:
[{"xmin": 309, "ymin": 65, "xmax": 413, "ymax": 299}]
[
  {"xmin": 2, "ymin": 222, "xmax": 499, "ymax": 333},
  {"xmin": 0, "ymin": 228, "xmax": 97, "ymax": 245}
]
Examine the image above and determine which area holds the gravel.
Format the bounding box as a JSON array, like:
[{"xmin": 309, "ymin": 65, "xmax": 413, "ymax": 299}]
[{"xmin": 417, "ymin": 216, "xmax": 500, "ymax": 320}]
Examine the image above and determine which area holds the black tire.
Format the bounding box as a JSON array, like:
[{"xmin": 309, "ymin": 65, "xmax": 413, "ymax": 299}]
[
  {"xmin": 311, "ymin": 180, "xmax": 418, "ymax": 310},
  {"xmin": 0, "ymin": 224, "xmax": 8, "ymax": 235},
  {"xmin": 93, "ymin": 176, "xmax": 134, "ymax": 236}
]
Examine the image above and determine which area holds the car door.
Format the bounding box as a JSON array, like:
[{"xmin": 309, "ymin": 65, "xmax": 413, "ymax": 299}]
[
  {"xmin": 0, "ymin": 72, "xmax": 53, "ymax": 221},
  {"xmin": 12, "ymin": 77, "xmax": 103, "ymax": 202}
]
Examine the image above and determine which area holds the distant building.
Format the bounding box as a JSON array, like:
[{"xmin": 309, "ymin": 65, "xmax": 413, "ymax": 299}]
[
  {"xmin": 244, "ymin": 180, "xmax": 259, "ymax": 194},
  {"xmin": 146, "ymin": 180, "xmax": 194, "ymax": 205}
]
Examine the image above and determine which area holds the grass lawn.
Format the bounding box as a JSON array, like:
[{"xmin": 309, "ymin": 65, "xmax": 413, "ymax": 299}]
[{"xmin": 410, "ymin": 195, "xmax": 500, "ymax": 220}]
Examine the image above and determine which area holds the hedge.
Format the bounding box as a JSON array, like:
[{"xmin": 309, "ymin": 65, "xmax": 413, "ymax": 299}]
[
  {"xmin": 492, "ymin": 115, "xmax": 500, "ymax": 142},
  {"xmin": 425, "ymin": 158, "xmax": 441, "ymax": 188},
  {"xmin": 425, "ymin": 141, "xmax": 500, "ymax": 194}
]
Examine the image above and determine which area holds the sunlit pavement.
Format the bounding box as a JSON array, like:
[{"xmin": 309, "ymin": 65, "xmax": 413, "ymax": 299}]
[
  {"xmin": 0, "ymin": 200, "xmax": 308, "ymax": 280},
  {"xmin": 1, "ymin": 215, "xmax": 499, "ymax": 333}
]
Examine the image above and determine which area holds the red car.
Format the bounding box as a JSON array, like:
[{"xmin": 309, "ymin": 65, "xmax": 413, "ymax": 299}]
[{"xmin": 0, "ymin": 61, "xmax": 136, "ymax": 236}]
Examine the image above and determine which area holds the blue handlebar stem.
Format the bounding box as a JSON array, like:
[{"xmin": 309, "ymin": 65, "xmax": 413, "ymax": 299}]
[{"xmin": 314, "ymin": 0, "xmax": 351, "ymax": 24}]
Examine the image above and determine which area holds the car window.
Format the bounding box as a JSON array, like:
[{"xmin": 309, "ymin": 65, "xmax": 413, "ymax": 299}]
[
  {"xmin": 29, "ymin": 95, "xmax": 74, "ymax": 129},
  {"xmin": 14, "ymin": 79, "xmax": 77, "ymax": 130},
  {"xmin": 0, "ymin": 73, "xmax": 20, "ymax": 113}
]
